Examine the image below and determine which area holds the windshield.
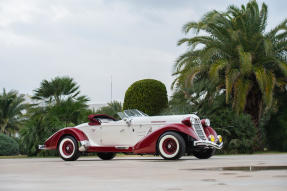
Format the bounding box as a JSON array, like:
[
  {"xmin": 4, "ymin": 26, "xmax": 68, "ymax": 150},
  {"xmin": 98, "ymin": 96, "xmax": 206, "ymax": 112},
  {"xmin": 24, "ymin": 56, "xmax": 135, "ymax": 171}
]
[{"xmin": 117, "ymin": 109, "xmax": 148, "ymax": 119}]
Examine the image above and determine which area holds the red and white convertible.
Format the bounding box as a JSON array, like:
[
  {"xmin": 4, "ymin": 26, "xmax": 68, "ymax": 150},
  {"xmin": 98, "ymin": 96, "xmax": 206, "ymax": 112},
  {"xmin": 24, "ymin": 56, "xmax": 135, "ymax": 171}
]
[{"xmin": 39, "ymin": 109, "xmax": 223, "ymax": 161}]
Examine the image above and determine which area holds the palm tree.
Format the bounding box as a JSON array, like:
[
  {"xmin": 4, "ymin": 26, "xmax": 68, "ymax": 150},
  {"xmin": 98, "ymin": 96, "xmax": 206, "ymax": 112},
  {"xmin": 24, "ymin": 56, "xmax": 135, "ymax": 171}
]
[
  {"xmin": 48, "ymin": 96, "xmax": 90, "ymax": 126},
  {"xmin": 0, "ymin": 89, "xmax": 28, "ymax": 136},
  {"xmin": 173, "ymin": 0, "xmax": 287, "ymax": 126},
  {"xmin": 95, "ymin": 101, "xmax": 122, "ymax": 119},
  {"xmin": 32, "ymin": 76, "xmax": 90, "ymax": 125},
  {"xmin": 33, "ymin": 76, "xmax": 81, "ymax": 105},
  {"xmin": 20, "ymin": 107, "xmax": 64, "ymax": 156}
]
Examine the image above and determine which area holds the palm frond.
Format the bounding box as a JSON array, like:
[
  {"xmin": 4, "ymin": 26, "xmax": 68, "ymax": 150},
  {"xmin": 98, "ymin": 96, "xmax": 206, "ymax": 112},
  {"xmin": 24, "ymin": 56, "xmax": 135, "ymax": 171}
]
[
  {"xmin": 209, "ymin": 59, "xmax": 228, "ymax": 81},
  {"xmin": 238, "ymin": 46, "xmax": 252, "ymax": 75},
  {"xmin": 233, "ymin": 78, "xmax": 252, "ymax": 113},
  {"xmin": 225, "ymin": 68, "xmax": 240, "ymax": 103},
  {"xmin": 278, "ymin": 61, "xmax": 287, "ymax": 77}
]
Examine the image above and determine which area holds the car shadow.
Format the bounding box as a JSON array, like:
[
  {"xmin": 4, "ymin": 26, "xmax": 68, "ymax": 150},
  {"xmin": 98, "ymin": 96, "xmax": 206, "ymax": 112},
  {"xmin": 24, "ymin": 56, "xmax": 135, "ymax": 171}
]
[
  {"xmin": 38, "ymin": 156, "xmax": 223, "ymax": 162},
  {"xmin": 75, "ymin": 157, "xmax": 200, "ymax": 162}
]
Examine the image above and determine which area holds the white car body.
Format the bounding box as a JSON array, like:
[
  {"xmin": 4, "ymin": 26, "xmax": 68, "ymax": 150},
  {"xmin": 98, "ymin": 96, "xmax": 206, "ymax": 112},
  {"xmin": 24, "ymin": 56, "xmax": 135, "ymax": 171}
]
[
  {"xmin": 40, "ymin": 109, "xmax": 223, "ymax": 161},
  {"xmin": 76, "ymin": 114, "xmax": 198, "ymax": 147}
]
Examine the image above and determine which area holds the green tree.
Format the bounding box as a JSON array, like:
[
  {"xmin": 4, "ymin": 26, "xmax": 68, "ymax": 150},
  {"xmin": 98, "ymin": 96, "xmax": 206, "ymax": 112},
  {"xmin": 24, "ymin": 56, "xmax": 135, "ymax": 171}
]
[
  {"xmin": 33, "ymin": 76, "xmax": 81, "ymax": 105},
  {"xmin": 32, "ymin": 76, "xmax": 90, "ymax": 125},
  {"xmin": 95, "ymin": 101, "xmax": 122, "ymax": 119},
  {"xmin": 0, "ymin": 89, "xmax": 28, "ymax": 136},
  {"xmin": 173, "ymin": 0, "xmax": 287, "ymax": 127},
  {"xmin": 264, "ymin": 90, "xmax": 287, "ymax": 151},
  {"xmin": 0, "ymin": 133, "xmax": 19, "ymax": 156},
  {"xmin": 20, "ymin": 107, "xmax": 64, "ymax": 156},
  {"xmin": 165, "ymin": 90, "xmax": 256, "ymax": 154},
  {"xmin": 124, "ymin": 79, "xmax": 168, "ymax": 115},
  {"xmin": 19, "ymin": 76, "xmax": 91, "ymax": 156},
  {"xmin": 48, "ymin": 96, "xmax": 90, "ymax": 126}
]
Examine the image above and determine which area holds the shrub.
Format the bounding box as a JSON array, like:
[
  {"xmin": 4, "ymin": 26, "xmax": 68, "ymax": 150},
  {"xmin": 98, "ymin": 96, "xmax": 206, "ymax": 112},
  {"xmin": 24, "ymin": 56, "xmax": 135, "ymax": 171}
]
[
  {"xmin": 19, "ymin": 112, "xmax": 64, "ymax": 156},
  {"xmin": 166, "ymin": 90, "xmax": 257, "ymax": 153},
  {"xmin": 0, "ymin": 133, "xmax": 19, "ymax": 156},
  {"xmin": 206, "ymin": 108, "xmax": 256, "ymax": 154},
  {"xmin": 123, "ymin": 79, "xmax": 168, "ymax": 115},
  {"xmin": 264, "ymin": 92, "xmax": 287, "ymax": 151}
]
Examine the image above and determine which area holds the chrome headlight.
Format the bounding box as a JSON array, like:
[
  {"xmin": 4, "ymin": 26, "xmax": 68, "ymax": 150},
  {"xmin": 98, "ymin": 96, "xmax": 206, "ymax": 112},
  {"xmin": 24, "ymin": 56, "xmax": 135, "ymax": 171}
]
[{"xmin": 203, "ymin": 119, "xmax": 210, "ymax": 126}]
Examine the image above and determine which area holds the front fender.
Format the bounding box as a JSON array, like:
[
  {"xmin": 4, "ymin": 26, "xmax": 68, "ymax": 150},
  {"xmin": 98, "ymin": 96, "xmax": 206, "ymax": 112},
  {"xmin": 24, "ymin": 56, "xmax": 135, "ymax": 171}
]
[
  {"xmin": 44, "ymin": 128, "xmax": 88, "ymax": 150},
  {"xmin": 133, "ymin": 123, "xmax": 199, "ymax": 154},
  {"xmin": 203, "ymin": 126, "xmax": 218, "ymax": 138}
]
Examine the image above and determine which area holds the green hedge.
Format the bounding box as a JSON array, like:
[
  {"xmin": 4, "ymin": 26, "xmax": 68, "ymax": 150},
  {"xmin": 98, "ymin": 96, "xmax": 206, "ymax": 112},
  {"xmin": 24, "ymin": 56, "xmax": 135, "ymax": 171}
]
[
  {"xmin": 264, "ymin": 93, "xmax": 287, "ymax": 151},
  {"xmin": 123, "ymin": 79, "xmax": 168, "ymax": 115},
  {"xmin": 0, "ymin": 133, "xmax": 19, "ymax": 156},
  {"xmin": 206, "ymin": 108, "xmax": 256, "ymax": 154}
]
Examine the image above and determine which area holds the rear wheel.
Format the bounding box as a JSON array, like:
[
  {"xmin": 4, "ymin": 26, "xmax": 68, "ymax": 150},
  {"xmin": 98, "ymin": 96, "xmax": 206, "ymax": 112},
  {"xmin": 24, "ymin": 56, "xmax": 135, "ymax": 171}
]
[
  {"xmin": 157, "ymin": 132, "xmax": 186, "ymax": 160},
  {"xmin": 58, "ymin": 136, "xmax": 80, "ymax": 161},
  {"xmin": 192, "ymin": 148, "xmax": 215, "ymax": 159},
  {"xmin": 97, "ymin": 152, "xmax": 116, "ymax": 160}
]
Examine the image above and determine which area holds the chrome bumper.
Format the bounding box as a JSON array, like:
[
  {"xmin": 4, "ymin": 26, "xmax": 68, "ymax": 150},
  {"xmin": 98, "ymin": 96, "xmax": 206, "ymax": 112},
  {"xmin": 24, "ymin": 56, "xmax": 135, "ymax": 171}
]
[
  {"xmin": 193, "ymin": 140, "xmax": 223, "ymax": 149},
  {"xmin": 38, "ymin": 145, "xmax": 46, "ymax": 150},
  {"xmin": 79, "ymin": 140, "xmax": 90, "ymax": 152}
]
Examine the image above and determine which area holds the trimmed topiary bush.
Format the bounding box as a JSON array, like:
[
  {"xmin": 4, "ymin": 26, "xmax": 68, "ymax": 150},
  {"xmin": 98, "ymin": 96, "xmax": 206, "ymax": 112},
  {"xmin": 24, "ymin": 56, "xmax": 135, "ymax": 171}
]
[
  {"xmin": 0, "ymin": 133, "xmax": 19, "ymax": 156},
  {"xmin": 123, "ymin": 79, "xmax": 168, "ymax": 115}
]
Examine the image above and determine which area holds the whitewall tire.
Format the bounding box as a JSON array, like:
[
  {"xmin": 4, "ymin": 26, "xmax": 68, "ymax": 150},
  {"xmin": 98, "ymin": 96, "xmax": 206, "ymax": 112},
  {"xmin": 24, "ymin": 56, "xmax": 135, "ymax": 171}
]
[
  {"xmin": 157, "ymin": 132, "xmax": 186, "ymax": 160},
  {"xmin": 58, "ymin": 136, "xmax": 80, "ymax": 161}
]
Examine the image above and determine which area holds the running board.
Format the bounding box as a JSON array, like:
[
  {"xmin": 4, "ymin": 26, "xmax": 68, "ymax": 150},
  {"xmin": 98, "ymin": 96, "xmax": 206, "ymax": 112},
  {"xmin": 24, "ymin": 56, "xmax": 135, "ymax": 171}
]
[
  {"xmin": 115, "ymin": 146, "xmax": 130, "ymax": 150},
  {"xmin": 86, "ymin": 146, "xmax": 133, "ymax": 152}
]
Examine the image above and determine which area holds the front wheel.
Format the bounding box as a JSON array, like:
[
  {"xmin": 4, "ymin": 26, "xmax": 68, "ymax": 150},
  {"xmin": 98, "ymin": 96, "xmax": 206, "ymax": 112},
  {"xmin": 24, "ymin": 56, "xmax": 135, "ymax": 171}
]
[
  {"xmin": 192, "ymin": 148, "xmax": 215, "ymax": 159},
  {"xmin": 97, "ymin": 152, "xmax": 116, "ymax": 160},
  {"xmin": 58, "ymin": 136, "xmax": 80, "ymax": 161},
  {"xmin": 157, "ymin": 132, "xmax": 186, "ymax": 160}
]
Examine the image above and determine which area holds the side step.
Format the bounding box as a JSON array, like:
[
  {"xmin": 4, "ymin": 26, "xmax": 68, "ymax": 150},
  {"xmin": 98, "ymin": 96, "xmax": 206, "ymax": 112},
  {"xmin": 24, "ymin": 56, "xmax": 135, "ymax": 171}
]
[{"xmin": 115, "ymin": 146, "xmax": 130, "ymax": 150}]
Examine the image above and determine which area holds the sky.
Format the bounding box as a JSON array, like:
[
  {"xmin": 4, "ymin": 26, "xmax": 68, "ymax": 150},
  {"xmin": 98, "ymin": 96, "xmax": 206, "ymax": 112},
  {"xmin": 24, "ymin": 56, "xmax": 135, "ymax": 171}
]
[{"xmin": 0, "ymin": 0, "xmax": 286, "ymax": 104}]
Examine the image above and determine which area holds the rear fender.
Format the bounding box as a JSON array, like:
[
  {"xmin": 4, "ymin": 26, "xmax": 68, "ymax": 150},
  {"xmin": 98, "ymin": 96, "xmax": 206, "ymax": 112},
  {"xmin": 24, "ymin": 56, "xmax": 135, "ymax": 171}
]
[
  {"xmin": 133, "ymin": 123, "xmax": 199, "ymax": 154},
  {"xmin": 44, "ymin": 128, "xmax": 88, "ymax": 150}
]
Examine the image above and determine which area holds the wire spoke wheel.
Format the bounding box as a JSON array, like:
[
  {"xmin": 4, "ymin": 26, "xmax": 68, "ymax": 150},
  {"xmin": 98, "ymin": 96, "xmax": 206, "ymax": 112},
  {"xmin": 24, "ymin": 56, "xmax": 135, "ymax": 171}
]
[
  {"xmin": 58, "ymin": 136, "xmax": 80, "ymax": 161},
  {"xmin": 157, "ymin": 132, "xmax": 185, "ymax": 160}
]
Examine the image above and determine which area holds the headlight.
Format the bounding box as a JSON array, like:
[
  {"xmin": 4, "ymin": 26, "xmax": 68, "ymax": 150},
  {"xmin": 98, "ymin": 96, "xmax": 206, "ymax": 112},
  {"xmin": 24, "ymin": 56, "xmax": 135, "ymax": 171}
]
[
  {"xmin": 201, "ymin": 118, "xmax": 210, "ymax": 126},
  {"xmin": 208, "ymin": 135, "xmax": 215, "ymax": 142},
  {"xmin": 205, "ymin": 119, "xmax": 210, "ymax": 126},
  {"xmin": 217, "ymin": 135, "xmax": 223, "ymax": 143}
]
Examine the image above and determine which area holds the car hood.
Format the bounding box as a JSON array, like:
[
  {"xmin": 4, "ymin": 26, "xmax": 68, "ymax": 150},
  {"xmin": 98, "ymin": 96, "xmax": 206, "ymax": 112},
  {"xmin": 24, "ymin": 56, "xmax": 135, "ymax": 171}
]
[{"xmin": 131, "ymin": 114, "xmax": 200, "ymax": 125}]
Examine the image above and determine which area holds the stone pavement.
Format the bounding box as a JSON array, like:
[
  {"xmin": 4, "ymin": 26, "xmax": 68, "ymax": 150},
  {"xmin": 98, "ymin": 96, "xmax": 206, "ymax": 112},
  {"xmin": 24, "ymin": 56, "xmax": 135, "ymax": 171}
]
[{"xmin": 0, "ymin": 154, "xmax": 287, "ymax": 191}]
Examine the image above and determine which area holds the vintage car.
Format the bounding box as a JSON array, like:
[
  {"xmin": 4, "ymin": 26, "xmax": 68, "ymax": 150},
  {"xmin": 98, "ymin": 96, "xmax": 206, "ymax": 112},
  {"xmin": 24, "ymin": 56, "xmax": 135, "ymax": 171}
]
[{"xmin": 39, "ymin": 109, "xmax": 223, "ymax": 161}]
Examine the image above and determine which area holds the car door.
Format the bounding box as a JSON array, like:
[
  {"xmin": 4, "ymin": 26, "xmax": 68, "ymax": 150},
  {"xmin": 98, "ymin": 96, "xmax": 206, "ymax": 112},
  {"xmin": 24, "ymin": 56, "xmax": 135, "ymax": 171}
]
[
  {"xmin": 100, "ymin": 120, "xmax": 137, "ymax": 146},
  {"xmin": 132, "ymin": 117, "xmax": 152, "ymax": 141}
]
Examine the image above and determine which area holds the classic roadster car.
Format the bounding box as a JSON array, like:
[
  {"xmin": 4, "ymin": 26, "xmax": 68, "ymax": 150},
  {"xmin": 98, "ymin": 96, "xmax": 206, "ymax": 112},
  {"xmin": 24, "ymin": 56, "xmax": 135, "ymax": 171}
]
[{"xmin": 39, "ymin": 109, "xmax": 223, "ymax": 161}]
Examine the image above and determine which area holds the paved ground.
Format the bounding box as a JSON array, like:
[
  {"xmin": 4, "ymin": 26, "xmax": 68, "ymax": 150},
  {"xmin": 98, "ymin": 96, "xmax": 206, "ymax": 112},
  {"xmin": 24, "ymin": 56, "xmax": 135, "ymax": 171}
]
[{"xmin": 0, "ymin": 154, "xmax": 287, "ymax": 191}]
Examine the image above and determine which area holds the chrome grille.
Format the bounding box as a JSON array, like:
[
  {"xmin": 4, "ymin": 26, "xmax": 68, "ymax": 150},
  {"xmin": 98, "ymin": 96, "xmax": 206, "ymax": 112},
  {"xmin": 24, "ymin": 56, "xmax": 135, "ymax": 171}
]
[{"xmin": 192, "ymin": 118, "xmax": 207, "ymax": 140}]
